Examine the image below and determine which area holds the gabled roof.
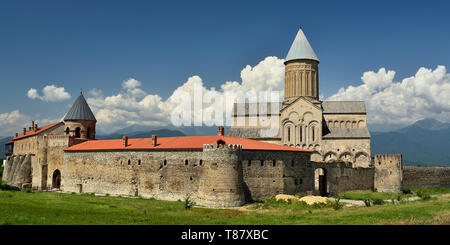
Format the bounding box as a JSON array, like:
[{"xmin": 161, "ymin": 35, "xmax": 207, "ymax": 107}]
[
  {"xmin": 322, "ymin": 101, "xmax": 366, "ymax": 114},
  {"xmin": 64, "ymin": 136, "xmax": 311, "ymax": 153},
  {"xmin": 285, "ymin": 28, "xmax": 319, "ymax": 62},
  {"xmin": 64, "ymin": 93, "xmax": 97, "ymax": 122},
  {"xmin": 12, "ymin": 122, "xmax": 63, "ymax": 141}
]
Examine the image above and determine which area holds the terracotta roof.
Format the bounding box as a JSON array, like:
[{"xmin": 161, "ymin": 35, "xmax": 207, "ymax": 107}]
[
  {"xmin": 12, "ymin": 122, "xmax": 63, "ymax": 141},
  {"xmin": 65, "ymin": 136, "xmax": 311, "ymax": 152}
]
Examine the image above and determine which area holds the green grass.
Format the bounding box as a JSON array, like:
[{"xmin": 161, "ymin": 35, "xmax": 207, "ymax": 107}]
[
  {"xmin": 0, "ymin": 190, "xmax": 449, "ymax": 225},
  {"xmin": 339, "ymin": 187, "xmax": 450, "ymax": 201}
]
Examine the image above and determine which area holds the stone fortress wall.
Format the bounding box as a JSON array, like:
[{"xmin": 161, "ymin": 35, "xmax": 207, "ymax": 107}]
[
  {"xmin": 403, "ymin": 166, "xmax": 450, "ymax": 189},
  {"xmin": 374, "ymin": 154, "xmax": 403, "ymax": 193}
]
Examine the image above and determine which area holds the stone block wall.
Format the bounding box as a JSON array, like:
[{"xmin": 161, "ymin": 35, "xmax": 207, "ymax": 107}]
[
  {"xmin": 374, "ymin": 154, "xmax": 403, "ymax": 193},
  {"xmin": 403, "ymin": 166, "xmax": 450, "ymax": 189},
  {"xmin": 311, "ymin": 161, "xmax": 374, "ymax": 196},
  {"xmin": 241, "ymin": 150, "xmax": 311, "ymax": 201}
]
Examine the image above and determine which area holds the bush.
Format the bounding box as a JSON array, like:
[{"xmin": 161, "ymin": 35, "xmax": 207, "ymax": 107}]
[
  {"xmin": 0, "ymin": 166, "xmax": 3, "ymax": 179},
  {"xmin": 363, "ymin": 199, "xmax": 372, "ymax": 207},
  {"xmin": 417, "ymin": 189, "xmax": 431, "ymax": 200},
  {"xmin": 331, "ymin": 197, "xmax": 344, "ymax": 210},
  {"xmin": 0, "ymin": 181, "xmax": 20, "ymax": 191},
  {"xmin": 183, "ymin": 194, "xmax": 196, "ymax": 210},
  {"xmin": 372, "ymin": 198, "xmax": 384, "ymax": 205},
  {"xmin": 403, "ymin": 188, "xmax": 412, "ymax": 194}
]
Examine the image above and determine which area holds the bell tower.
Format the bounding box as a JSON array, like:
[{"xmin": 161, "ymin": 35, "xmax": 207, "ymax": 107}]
[
  {"xmin": 63, "ymin": 92, "xmax": 97, "ymax": 139},
  {"xmin": 284, "ymin": 27, "xmax": 320, "ymax": 103}
]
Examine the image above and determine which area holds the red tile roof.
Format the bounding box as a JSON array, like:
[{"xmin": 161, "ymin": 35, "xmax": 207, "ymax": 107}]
[
  {"xmin": 65, "ymin": 136, "xmax": 311, "ymax": 153},
  {"xmin": 12, "ymin": 122, "xmax": 63, "ymax": 141}
]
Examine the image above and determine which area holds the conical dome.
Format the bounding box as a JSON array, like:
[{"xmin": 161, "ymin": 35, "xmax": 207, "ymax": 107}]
[
  {"xmin": 285, "ymin": 28, "xmax": 319, "ymax": 62},
  {"xmin": 63, "ymin": 93, "xmax": 97, "ymax": 122}
]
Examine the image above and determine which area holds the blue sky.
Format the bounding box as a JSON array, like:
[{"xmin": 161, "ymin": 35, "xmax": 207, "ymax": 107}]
[{"xmin": 0, "ymin": 0, "xmax": 449, "ymax": 135}]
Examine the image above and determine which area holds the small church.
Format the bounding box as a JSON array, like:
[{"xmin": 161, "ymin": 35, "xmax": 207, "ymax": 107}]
[{"xmin": 229, "ymin": 28, "xmax": 371, "ymax": 167}]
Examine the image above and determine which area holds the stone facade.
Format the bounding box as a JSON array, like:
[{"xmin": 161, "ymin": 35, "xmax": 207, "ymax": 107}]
[
  {"xmin": 374, "ymin": 154, "xmax": 403, "ymax": 193},
  {"xmin": 403, "ymin": 166, "xmax": 450, "ymax": 189}
]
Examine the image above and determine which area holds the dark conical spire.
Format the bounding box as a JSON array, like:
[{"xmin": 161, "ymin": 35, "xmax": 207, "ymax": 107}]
[{"xmin": 63, "ymin": 93, "xmax": 97, "ymax": 122}]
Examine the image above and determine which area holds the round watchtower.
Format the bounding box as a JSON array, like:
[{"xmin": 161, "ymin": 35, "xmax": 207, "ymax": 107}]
[
  {"xmin": 197, "ymin": 143, "xmax": 245, "ymax": 207},
  {"xmin": 63, "ymin": 92, "xmax": 97, "ymax": 139}
]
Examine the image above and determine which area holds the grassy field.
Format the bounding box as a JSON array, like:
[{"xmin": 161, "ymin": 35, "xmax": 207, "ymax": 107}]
[
  {"xmin": 0, "ymin": 189, "xmax": 449, "ymax": 225},
  {"xmin": 339, "ymin": 188, "xmax": 450, "ymax": 201}
]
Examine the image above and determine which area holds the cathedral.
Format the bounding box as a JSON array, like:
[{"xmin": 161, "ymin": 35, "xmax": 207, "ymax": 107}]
[{"xmin": 229, "ymin": 28, "xmax": 371, "ymax": 168}]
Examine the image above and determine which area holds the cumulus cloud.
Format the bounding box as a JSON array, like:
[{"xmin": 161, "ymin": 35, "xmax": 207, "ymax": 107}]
[
  {"xmin": 328, "ymin": 65, "xmax": 450, "ymax": 127},
  {"xmin": 0, "ymin": 110, "xmax": 29, "ymax": 136},
  {"xmin": 27, "ymin": 85, "xmax": 71, "ymax": 102},
  {"xmin": 87, "ymin": 56, "xmax": 285, "ymax": 132}
]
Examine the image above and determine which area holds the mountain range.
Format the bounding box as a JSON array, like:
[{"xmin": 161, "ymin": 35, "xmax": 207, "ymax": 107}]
[{"xmin": 1, "ymin": 119, "xmax": 449, "ymax": 166}]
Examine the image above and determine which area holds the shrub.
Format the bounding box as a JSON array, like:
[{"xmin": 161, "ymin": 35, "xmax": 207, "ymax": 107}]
[
  {"xmin": 372, "ymin": 198, "xmax": 385, "ymax": 205},
  {"xmin": 403, "ymin": 188, "xmax": 412, "ymax": 194},
  {"xmin": 183, "ymin": 194, "xmax": 196, "ymax": 210},
  {"xmin": 363, "ymin": 198, "xmax": 372, "ymax": 207},
  {"xmin": 417, "ymin": 189, "xmax": 431, "ymax": 200},
  {"xmin": 331, "ymin": 197, "xmax": 344, "ymax": 210},
  {"xmin": 0, "ymin": 181, "xmax": 20, "ymax": 191}
]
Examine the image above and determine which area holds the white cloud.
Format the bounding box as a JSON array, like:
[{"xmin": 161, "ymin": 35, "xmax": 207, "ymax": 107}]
[
  {"xmin": 0, "ymin": 110, "xmax": 29, "ymax": 136},
  {"xmin": 87, "ymin": 56, "xmax": 286, "ymax": 132},
  {"xmin": 328, "ymin": 65, "xmax": 450, "ymax": 127},
  {"xmin": 27, "ymin": 85, "xmax": 71, "ymax": 102}
]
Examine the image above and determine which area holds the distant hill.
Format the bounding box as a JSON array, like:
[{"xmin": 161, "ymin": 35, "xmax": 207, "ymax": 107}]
[
  {"xmin": 112, "ymin": 124, "xmax": 225, "ymax": 137},
  {"xmin": 0, "ymin": 136, "xmax": 12, "ymax": 159},
  {"xmin": 371, "ymin": 118, "xmax": 450, "ymax": 166},
  {"xmin": 97, "ymin": 128, "xmax": 185, "ymax": 140}
]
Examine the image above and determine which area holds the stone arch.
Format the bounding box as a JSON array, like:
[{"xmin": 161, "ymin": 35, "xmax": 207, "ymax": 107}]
[
  {"xmin": 311, "ymin": 151, "xmax": 322, "ymax": 162},
  {"xmin": 283, "ymin": 121, "xmax": 295, "ymax": 144},
  {"xmin": 52, "ymin": 169, "xmax": 61, "ymax": 189},
  {"xmin": 355, "ymin": 151, "xmax": 370, "ymax": 166},
  {"xmin": 339, "ymin": 152, "xmax": 353, "ymax": 162},
  {"xmin": 352, "ymin": 121, "xmax": 357, "ymax": 128},
  {"xmin": 75, "ymin": 127, "xmax": 81, "ymax": 138},
  {"xmin": 345, "ymin": 121, "xmax": 351, "ymax": 128},
  {"xmin": 288, "ymin": 111, "xmax": 299, "ymax": 122},
  {"xmin": 358, "ymin": 120, "xmax": 364, "ymax": 128},
  {"xmin": 334, "ymin": 120, "xmax": 339, "ymax": 128},
  {"xmin": 340, "ymin": 121, "xmax": 345, "ymax": 128},
  {"xmin": 323, "ymin": 151, "xmax": 338, "ymax": 162},
  {"xmin": 308, "ymin": 120, "xmax": 319, "ymax": 143},
  {"xmin": 302, "ymin": 111, "xmax": 313, "ymax": 123},
  {"xmin": 314, "ymin": 168, "xmax": 327, "ymax": 196}
]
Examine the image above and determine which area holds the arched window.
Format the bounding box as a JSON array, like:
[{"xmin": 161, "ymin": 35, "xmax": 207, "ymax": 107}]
[
  {"xmin": 311, "ymin": 126, "xmax": 315, "ymax": 142},
  {"xmin": 65, "ymin": 127, "xmax": 69, "ymax": 135},
  {"xmin": 87, "ymin": 128, "xmax": 91, "ymax": 139},
  {"xmin": 138, "ymin": 160, "xmax": 141, "ymax": 165},
  {"xmin": 128, "ymin": 160, "xmax": 131, "ymax": 165},
  {"xmin": 199, "ymin": 160, "xmax": 203, "ymax": 166},
  {"xmin": 163, "ymin": 160, "xmax": 167, "ymax": 165},
  {"xmin": 287, "ymin": 127, "xmax": 291, "ymax": 142},
  {"xmin": 185, "ymin": 160, "xmax": 188, "ymax": 166},
  {"xmin": 299, "ymin": 126, "xmax": 303, "ymax": 142},
  {"xmin": 75, "ymin": 127, "xmax": 81, "ymax": 138}
]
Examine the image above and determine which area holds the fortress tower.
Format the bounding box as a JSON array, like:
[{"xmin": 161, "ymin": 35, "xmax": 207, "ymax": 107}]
[
  {"xmin": 63, "ymin": 92, "xmax": 97, "ymax": 139},
  {"xmin": 284, "ymin": 28, "xmax": 320, "ymax": 103}
]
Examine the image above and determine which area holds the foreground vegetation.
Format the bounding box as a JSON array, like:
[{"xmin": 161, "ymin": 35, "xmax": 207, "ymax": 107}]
[
  {"xmin": 339, "ymin": 187, "xmax": 450, "ymax": 201},
  {"xmin": 0, "ymin": 188, "xmax": 449, "ymax": 225}
]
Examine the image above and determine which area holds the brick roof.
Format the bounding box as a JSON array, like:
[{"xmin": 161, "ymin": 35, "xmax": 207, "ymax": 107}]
[
  {"xmin": 64, "ymin": 136, "xmax": 311, "ymax": 152},
  {"xmin": 12, "ymin": 122, "xmax": 63, "ymax": 141}
]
